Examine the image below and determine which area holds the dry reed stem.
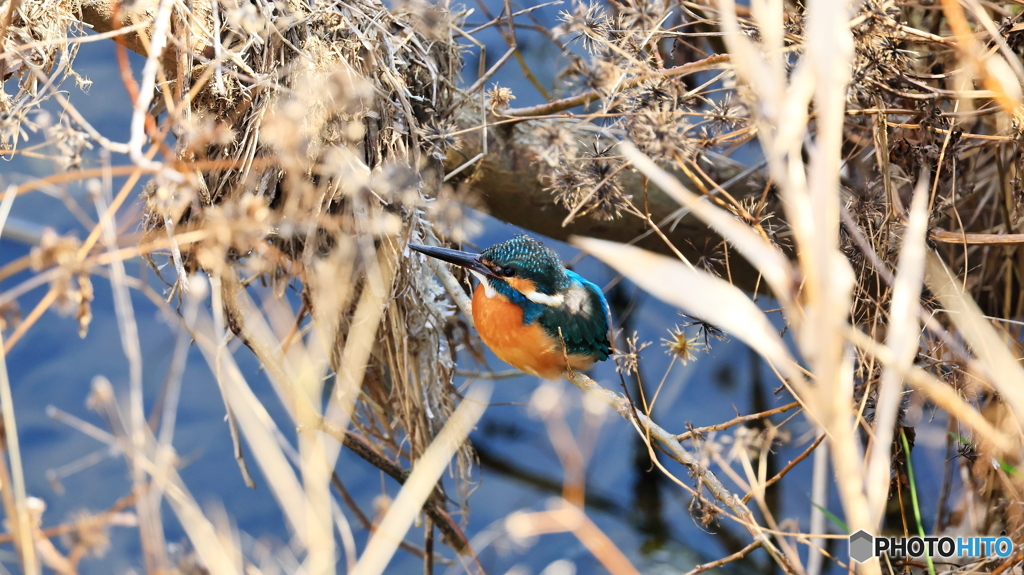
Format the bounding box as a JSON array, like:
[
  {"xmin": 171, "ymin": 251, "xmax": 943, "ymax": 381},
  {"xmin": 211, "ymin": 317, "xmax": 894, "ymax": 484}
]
[
  {"xmin": 198, "ymin": 276, "xmax": 318, "ymax": 546},
  {"xmin": 941, "ymin": 0, "xmax": 1023, "ymax": 115},
  {"xmin": 865, "ymin": 171, "xmax": 930, "ymax": 528},
  {"xmin": 86, "ymin": 372, "xmax": 245, "ymax": 574},
  {"xmin": 929, "ymin": 230, "xmax": 1024, "ymax": 245},
  {"xmin": 682, "ymin": 538, "xmax": 763, "ymax": 575},
  {"xmin": 847, "ymin": 328, "xmax": 1014, "ymax": 455},
  {"xmin": 127, "ymin": 0, "xmax": 175, "ymax": 175},
  {"xmin": 350, "ymin": 382, "xmax": 489, "ymax": 575},
  {"xmin": 676, "ymin": 401, "xmax": 801, "ymax": 441},
  {"xmin": 924, "ymin": 253, "xmax": 1024, "ymax": 432},
  {"xmin": 734, "ymin": 428, "xmax": 805, "ymax": 571},
  {"xmin": 0, "ymin": 186, "xmax": 37, "ymax": 573},
  {"xmin": 742, "ymin": 434, "xmax": 826, "ymax": 505},
  {"xmin": 716, "ymin": 3, "xmax": 879, "ymax": 569},
  {"xmin": 91, "ymin": 161, "xmax": 171, "ymax": 573},
  {"xmin": 317, "ymin": 421, "xmax": 471, "ymax": 554},
  {"xmin": 2, "ymin": 287, "xmax": 56, "ymax": 352}
]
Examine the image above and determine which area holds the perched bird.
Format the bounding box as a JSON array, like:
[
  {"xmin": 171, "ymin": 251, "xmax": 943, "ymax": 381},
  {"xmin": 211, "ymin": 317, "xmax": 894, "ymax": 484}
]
[{"xmin": 410, "ymin": 235, "xmax": 612, "ymax": 379}]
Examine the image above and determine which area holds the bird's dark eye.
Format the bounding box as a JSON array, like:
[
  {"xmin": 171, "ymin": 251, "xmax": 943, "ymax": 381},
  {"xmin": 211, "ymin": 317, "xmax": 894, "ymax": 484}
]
[{"xmin": 500, "ymin": 266, "xmax": 516, "ymax": 277}]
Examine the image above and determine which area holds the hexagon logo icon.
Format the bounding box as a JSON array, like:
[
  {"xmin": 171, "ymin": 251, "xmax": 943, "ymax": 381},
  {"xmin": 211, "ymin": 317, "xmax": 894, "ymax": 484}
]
[{"xmin": 849, "ymin": 530, "xmax": 874, "ymax": 563}]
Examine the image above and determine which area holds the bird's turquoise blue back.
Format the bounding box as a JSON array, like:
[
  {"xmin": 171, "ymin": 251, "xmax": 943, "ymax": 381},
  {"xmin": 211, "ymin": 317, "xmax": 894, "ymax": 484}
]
[{"xmin": 537, "ymin": 270, "xmax": 611, "ymax": 361}]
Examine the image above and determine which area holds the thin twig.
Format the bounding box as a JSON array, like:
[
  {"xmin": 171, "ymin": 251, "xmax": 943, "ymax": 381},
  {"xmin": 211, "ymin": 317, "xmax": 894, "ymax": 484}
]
[
  {"xmin": 562, "ymin": 370, "xmax": 791, "ymax": 572},
  {"xmin": 329, "ymin": 473, "xmax": 440, "ymax": 562},
  {"xmin": 742, "ymin": 434, "xmax": 826, "ymax": 505},
  {"xmin": 676, "ymin": 401, "xmax": 800, "ymax": 441},
  {"xmin": 682, "ymin": 539, "xmax": 763, "ymax": 575},
  {"xmin": 929, "ymin": 229, "xmax": 1024, "ymax": 245},
  {"xmin": 320, "ymin": 421, "xmax": 473, "ymax": 554}
]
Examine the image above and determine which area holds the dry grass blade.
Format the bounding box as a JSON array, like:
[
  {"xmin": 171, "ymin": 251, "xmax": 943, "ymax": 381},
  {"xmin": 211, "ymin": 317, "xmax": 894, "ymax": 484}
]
[
  {"xmin": 718, "ymin": 0, "xmax": 790, "ymax": 128},
  {"xmin": 924, "ymin": 253, "xmax": 1024, "ymax": 433},
  {"xmin": 93, "ymin": 171, "xmax": 170, "ymax": 573},
  {"xmin": 618, "ymin": 142, "xmax": 795, "ymax": 303},
  {"xmin": 187, "ymin": 285, "xmax": 313, "ymax": 547},
  {"xmin": 326, "ymin": 249, "xmax": 395, "ymax": 428},
  {"xmin": 718, "ymin": 2, "xmax": 877, "ymax": 567},
  {"xmin": 865, "ymin": 172, "xmax": 930, "ymax": 528},
  {"xmin": 158, "ymin": 467, "xmax": 243, "ymax": 574},
  {"xmin": 351, "ymin": 382, "xmax": 491, "ymax": 575},
  {"xmin": 848, "ymin": 329, "xmax": 1014, "ymax": 456},
  {"xmin": 0, "ymin": 186, "xmax": 38, "ymax": 573},
  {"xmin": 572, "ymin": 236, "xmax": 805, "ymax": 387}
]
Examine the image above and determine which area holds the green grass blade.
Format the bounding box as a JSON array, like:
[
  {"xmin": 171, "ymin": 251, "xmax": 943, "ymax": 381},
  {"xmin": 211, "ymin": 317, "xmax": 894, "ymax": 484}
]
[
  {"xmin": 902, "ymin": 429, "xmax": 936, "ymax": 575},
  {"xmin": 810, "ymin": 501, "xmax": 849, "ymax": 534}
]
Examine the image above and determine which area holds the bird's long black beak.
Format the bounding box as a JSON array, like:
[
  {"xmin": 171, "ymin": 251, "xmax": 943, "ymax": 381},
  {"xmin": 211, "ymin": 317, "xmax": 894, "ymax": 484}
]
[{"xmin": 408, "ymin": 244, "xmax": 496, "ymax": 277}]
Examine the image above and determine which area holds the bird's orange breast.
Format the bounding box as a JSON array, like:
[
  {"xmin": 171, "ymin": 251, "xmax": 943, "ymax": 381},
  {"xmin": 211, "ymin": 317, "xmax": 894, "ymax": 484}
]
[{"xmin": 471, "ymin": 284, "xmax": 596, "ymax": 379}]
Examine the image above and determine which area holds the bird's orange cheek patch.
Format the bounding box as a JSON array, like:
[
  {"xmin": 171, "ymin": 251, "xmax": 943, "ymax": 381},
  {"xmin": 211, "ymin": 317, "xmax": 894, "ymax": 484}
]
[{"xmin": 506, "ymin": 277, "xmax": 537, "ymax": 295}]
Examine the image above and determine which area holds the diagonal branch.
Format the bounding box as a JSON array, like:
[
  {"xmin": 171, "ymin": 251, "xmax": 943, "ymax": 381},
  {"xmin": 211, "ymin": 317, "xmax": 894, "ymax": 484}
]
[{"xmin": 561, "ymin": 369, "xmax": 794, "ymax": 573}]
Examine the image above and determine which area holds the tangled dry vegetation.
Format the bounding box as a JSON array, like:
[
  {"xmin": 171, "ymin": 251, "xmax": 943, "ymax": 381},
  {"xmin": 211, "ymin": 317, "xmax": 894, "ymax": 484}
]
[{"xmin": 2, "ymin": 0, "xmax": 1024, "ymax": 573}]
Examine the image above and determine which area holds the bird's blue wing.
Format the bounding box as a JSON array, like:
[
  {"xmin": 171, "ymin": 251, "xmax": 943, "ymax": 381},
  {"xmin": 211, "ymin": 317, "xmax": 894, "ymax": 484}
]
[{"xmin": 539, "ymin": 270, "xmax": 612, "ymax": 360}]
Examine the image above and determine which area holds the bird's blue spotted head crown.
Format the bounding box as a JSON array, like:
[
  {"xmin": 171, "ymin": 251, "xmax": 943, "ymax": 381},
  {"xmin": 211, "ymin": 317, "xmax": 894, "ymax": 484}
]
[{"xmin": 480, "ymin": 235, "xmax": 570, "ymax": 296}]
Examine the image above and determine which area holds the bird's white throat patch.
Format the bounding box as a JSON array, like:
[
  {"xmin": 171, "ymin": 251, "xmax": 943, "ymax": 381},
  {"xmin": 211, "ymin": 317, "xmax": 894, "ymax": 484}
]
[{"xmin": 469, "ymin": 270, "xmax": 497, "ymax": 298}]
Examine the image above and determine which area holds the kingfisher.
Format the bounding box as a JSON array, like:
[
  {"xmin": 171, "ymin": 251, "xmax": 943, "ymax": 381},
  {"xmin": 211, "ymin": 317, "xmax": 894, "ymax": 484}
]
[{"xmin": 410, "ymin": 235, "xmax": 612, "ymax": 379}]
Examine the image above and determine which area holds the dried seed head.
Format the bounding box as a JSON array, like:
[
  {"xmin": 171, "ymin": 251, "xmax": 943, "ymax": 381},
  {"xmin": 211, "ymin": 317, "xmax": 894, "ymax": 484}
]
[
  {"xmin": 581, "ymin": 57, "xmax": 622, "ymax": 94},
  {"xmin": 555, "ymin": 2, "xmax": 611, "ymax": 53},
  {"xmin": 63, "ymin": 511, "xmax": 111, "ymax": 558},
  {"xmin": 486, "ymin": 84, "xmax": 515, "ymax": 112},
  {"xmin": 686, "ymin": 238, "xmax": 725, "ymax": 276},
  {"xmin": 613, "ymin": 331, "xmax": 651, "ymax": 376},
  {"xmin": 419, "ymin": 120, "xmax": 462, "ymax": 161},
  {"xmin": 144, "ymin": 180, "xmax": 197, "ymax": 223},
  {"xmin": 708, "ymin": 94, "xmax": 748, "ymax": 133},
  {"xmin": 76, "ymin": 272, "xmax": 92, "ymax": 338},
  {"xmin": 30, "ymin": 228, "xmax": 80, "ymax": 271},
  {"xmin": 547, "ymin": 164, "xmax": 585, "ymax": 205},
  {"xmin": 676, "ymin": 313, "xmax": 726, "ymax": 352},
  {"xmin": 558, "ymin": 146, "xmax": 632, "ymax": 221},
  {"xmin": 47, "ymin": 118, "xmax": 91, "ymax": 171},
  {"xmin": 626, "ymin": 108, "xmax": 693, "ymax": 163},
  {"xmin": 662, "ymin": 325, "xmax": 701, "ymax": 364},
  {"xmin": 617, "ymin": 0, "xmax": 667, "ymax": 31},
  {"xmin": 532, "ymin": 123, "xmax": 577, "ymax": 167},
  {"xmin": 628, "ymin": 78, "xmax": 687, "ymax": 111},
  {"xmin": 0, "ymin": 301, "xmax": 20, "ymax": 333}
]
